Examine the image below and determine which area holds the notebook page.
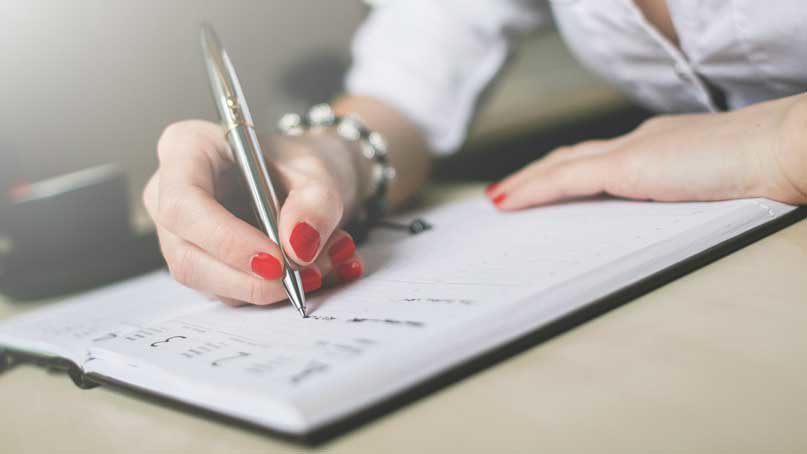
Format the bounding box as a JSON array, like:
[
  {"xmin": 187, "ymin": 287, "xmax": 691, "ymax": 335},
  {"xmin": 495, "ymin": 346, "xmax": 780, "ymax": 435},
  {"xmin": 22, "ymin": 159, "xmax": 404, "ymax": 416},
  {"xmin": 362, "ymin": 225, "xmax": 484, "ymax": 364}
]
[
  {"xmin": 0, "ymin": 272, "xmax": 216, "ymax": 362},
  {"xmin": 80, "ymin": 197, "xmax": 796, "ymax": 433}
]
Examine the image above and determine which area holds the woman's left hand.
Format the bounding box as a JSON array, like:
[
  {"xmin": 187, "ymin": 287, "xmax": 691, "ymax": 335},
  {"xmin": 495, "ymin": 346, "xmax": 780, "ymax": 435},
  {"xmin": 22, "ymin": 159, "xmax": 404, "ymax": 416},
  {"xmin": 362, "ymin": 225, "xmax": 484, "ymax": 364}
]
[{"xmin": 487, "ymin": 94, "xmax": 807, "ymax": 209}]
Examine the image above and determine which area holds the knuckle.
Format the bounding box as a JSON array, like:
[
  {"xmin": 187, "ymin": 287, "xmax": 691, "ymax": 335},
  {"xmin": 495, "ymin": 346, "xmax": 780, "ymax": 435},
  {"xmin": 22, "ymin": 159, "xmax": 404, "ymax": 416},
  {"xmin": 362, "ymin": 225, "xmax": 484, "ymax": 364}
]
[
  {"xmin": 540, "ymin": 145, "xmax": 577, "ymax": 166},
  {"xmin": 168, "ymin": 246, "xmax": 197, "ymax": 288},
  {"xmin": 544, "ymin": 160, "xmax": 568, "ymax": 177},
  {"xmin": 142, "ymin": 175, "xmax": 158, "ymax": 216},
  {"xmin": 552, "ymin": 162, "xmax": 577, "ymax": 186},
  {"xmin": 157, "ymin": 120, "xmax": 216, "ymax": 161},
  {"xmin": 639, "ymin": 116, "xmax": 658, "ymax": 128},
  {"xmin": 210, "ymin": 221, "xmax": 245, "ymax": 266},
  {"xmin": 546, "ymin": 145, "xmax": 573, "ymax": 159},
  {"xmin": 160, "ymin": 121, "xmax": 188, "ymax": 141},
  {"xmin": 158, "ymin": 122, "xmax": 192, "ymax": 155},
  {"xmin": 575, "ymin": 140, "xmax": 603, "ymax": 151},
  {"xmin": 156, "ymin": 191, "xmax": 186, "ymax": 231},
  {"xmin": 637, "ymin": 115, "xmax": 669, "ymax": 132}
]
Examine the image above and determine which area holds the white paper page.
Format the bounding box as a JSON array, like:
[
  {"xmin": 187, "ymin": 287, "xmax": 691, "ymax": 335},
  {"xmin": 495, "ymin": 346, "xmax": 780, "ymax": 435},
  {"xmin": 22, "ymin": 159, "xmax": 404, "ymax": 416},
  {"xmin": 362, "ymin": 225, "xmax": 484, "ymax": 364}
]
[
  {"xmin": 79, "ymin": 197, "xmax": 795, "ymax": 433},
  {"xmin": 0, "ymin": 272, "xmax": 216, "ymax": 362}
]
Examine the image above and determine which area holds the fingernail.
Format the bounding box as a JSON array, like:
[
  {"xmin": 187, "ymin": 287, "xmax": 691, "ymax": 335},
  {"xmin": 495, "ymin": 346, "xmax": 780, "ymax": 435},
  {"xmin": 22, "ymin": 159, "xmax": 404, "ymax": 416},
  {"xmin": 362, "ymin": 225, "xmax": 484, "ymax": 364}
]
[
  {"xmin": 336, "ymin": 259, "xmax": 363, "ymax": 283},
  {"xmin": 290, "ymin": 221, "xmax": 320, "ymax": 262},
  {"xmin": 300, "ymin": 267, "xmax": 322, "ymax": 292},
  {"xmin": 250, "ymin": 253, "xmax": 283, "ymax": 280},
  {"xmin": 328, "ymin": 236, "xmax": 356, "ymax": 265},
  {"xmin": 485, "ymin": 182, "xmax": 499, "ymax": 196},
  {"xmin": 492, "ymin": 193, "xmax": 507, "ymax": 206}
]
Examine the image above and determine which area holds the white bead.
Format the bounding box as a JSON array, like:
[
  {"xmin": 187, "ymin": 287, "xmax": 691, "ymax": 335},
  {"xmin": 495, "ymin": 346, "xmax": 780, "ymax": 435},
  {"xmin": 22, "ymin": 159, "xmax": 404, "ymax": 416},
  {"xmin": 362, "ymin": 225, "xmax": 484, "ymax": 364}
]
[
  {"xmin": 368, "ymin": 131, "xmax": 387, "ymax": 155},
  {"xmin": 361, "ymin": 144, "xmax": 376, "ymax": 160},
  {"xmin": 337, "ymin": 118, "xmax": 361, "ymax": 141},
  {"xmin": 372, "ymin": 165, "xmax": 396, "ymax": 182},
  {"xmin": 308, "ymin": 103, "xmax": 335, "ymax": 127},
  {"xmin": 278, "ymin": 113, "xmax": 303, "ymax": 135}
]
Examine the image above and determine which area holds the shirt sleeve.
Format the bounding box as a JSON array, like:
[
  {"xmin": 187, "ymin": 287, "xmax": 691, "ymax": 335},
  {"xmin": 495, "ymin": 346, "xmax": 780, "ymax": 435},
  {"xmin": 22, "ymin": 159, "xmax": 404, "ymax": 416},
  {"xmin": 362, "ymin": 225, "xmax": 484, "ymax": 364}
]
[{"xmin": 345, "ymin": 0, "xmax": 550, "ymax": 155}]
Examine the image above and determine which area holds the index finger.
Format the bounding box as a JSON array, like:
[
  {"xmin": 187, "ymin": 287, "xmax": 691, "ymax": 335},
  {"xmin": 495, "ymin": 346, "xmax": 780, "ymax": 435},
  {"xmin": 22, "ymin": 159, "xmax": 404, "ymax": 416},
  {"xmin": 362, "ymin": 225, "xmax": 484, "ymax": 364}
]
[{"xmin": 155, "ymin": 120, "xmax": 285, "ymax": 280}]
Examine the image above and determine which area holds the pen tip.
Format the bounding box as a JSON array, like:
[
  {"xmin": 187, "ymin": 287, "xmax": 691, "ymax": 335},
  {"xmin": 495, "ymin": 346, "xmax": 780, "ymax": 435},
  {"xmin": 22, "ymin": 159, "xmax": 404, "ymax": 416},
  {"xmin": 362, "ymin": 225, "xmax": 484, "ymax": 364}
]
[{"xmin": 283, "ymin": 269, "xmax": 307, "ymax": 318}]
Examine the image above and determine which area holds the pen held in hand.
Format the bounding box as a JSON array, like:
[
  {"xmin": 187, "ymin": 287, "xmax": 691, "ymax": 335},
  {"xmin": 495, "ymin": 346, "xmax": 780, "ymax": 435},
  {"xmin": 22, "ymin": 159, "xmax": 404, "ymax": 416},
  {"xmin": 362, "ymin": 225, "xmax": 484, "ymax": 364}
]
[{"xmin": 200, "ymin": 24, "xmax": 307, "ymax": 317}]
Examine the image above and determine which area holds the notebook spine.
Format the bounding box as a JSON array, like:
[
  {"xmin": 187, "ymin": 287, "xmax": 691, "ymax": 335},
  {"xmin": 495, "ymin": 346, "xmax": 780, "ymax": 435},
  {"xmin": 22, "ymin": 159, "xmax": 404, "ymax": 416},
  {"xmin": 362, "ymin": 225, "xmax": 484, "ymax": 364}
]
[
  {"xmin": 0, "ymin": 347, "xmax": 98, "ymax": 389},
  {"xmin": 67, "ymin": 363, "xmax": 99, "ymax": 390}
]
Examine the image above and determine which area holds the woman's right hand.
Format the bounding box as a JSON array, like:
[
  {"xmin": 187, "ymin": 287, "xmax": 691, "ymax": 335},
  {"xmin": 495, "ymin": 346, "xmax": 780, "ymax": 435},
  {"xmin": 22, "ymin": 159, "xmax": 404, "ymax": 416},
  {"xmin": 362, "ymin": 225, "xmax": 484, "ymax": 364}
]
[{"xmin": 143, "ymin": 120, "xmax": 366, "ymax": 306}]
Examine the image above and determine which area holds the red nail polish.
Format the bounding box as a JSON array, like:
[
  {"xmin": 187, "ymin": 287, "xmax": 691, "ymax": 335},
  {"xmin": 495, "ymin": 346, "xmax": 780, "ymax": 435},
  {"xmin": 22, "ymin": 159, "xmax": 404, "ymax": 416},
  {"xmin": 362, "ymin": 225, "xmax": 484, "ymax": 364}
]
[
  {"xmin": 290, "ymin": 222, "xmax": 320, "ymax": 262},
  {"xmin": 329, "ymin": 236, "xmax": 356, "ymax": 265},
  {"xmin": 250, "ymin": 253, "xmax": 282, "ymax": 280},
  {"xmin": 336, "ymin": 259, "xmax": 363, "ymax": 283},
  {"xmin": 485, "ymin": 182, "xmax": 499, "ymax": 196},
  {"xmin": 300, "ymin": 268, "xmax": 322, "ymax": 292},
  {"xmin": 492, "ymin": 193, "xmax": 506, "ymax": 205}
]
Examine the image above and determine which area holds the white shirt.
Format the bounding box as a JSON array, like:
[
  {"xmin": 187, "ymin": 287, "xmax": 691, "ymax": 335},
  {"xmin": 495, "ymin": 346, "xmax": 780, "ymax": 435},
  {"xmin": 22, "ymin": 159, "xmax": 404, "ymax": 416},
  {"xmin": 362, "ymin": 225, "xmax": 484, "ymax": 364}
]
[{"xmin": 346, "ymin": 0, "xmax": 807, "ymax": 154}]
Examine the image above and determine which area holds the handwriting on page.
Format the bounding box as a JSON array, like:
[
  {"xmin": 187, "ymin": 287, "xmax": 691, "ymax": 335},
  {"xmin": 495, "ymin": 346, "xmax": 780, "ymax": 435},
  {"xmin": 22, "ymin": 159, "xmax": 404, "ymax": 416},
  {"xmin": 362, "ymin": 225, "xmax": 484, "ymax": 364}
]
[
  {"xmin": 90, "ymin": 317, "xmax": 385, "ymax": 387},
  {"xmin": 149, "ymin": 336, "xmax": 187, "ymax": 348},
  {"xmin": 0, "ymin": 273, "xmax": 215, "ymax": 361},
  {"xmin": 307, "ymin": 315, "xmax": 425, "ymax": 327}
]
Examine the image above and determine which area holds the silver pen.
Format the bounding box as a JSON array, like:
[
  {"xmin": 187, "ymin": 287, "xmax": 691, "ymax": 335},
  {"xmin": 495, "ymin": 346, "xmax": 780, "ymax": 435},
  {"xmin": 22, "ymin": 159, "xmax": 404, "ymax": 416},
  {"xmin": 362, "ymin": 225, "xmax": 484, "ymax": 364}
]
[{"xmin": 200, "ymin": 24, "xmax": 307, "ymax": 317}]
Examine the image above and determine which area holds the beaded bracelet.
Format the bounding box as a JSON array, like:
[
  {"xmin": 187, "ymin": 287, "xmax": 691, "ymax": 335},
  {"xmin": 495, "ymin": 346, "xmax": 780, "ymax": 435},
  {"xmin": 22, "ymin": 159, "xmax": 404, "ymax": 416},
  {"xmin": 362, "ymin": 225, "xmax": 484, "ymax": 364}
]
[{"xmin": 277, "ymin": 103, "xmax": 396, "ymax": 243}]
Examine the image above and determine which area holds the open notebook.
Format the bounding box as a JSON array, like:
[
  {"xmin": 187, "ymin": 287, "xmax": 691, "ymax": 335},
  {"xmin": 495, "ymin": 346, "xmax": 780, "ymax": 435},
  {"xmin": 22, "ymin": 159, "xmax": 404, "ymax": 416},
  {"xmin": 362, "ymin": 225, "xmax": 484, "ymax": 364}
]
[{"xmin": 0, "ymin": 196, "xmax": 803, "ymax": 439}]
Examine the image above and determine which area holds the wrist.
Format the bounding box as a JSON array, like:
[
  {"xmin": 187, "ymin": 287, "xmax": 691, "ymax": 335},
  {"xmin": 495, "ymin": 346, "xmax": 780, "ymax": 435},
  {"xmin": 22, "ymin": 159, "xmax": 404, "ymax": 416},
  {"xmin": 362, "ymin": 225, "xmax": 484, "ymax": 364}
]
[
  {"xmin": 773, "ymin": 95, "xmax": 807, "ymax": 204},
  {"xmin": 317, "ymin": 130, "xmax": 376, "ymax": 221}
]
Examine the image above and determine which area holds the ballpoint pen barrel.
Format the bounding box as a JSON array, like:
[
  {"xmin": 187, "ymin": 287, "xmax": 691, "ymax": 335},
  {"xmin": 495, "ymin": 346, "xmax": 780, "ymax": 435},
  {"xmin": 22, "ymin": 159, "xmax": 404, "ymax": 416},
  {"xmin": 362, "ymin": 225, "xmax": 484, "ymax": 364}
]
[
  {"xmin": 226, "ymin": 126, "xmax": 282, "ymax": 244},
  {"xmin": 201, "ymin": 24, "xmax": 306, "ymax": 316},
  {"xmin": 227, "ymin": 125, "xmax": 307, "ymax": 315}
]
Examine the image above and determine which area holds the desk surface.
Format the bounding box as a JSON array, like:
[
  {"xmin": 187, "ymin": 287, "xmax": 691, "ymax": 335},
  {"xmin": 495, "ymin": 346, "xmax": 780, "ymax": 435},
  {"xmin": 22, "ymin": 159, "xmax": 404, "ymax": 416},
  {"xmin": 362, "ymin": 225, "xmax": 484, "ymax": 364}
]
[{"xmin": 1, "ymin": 185, "xmax": 806, "ymax": 453}]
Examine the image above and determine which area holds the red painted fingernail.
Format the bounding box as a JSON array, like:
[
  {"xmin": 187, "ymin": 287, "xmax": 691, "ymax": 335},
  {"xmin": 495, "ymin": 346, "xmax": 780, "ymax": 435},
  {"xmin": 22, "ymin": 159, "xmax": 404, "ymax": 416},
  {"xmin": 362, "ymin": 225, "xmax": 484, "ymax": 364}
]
[
  {"xmin": 300, "ymin": 268, "xmax": 322, "ymax": 292},
  {"xmin": 250, "ymin": 253, "xmax": 283, "ymax": 280},
  {"xmin": 290, "ymin": 221, "xmax": 320, "ymax": 262},
  {"xmin": 492, "ymin": 193, "xmax": 507, "ymax": 206},
  {"xmin": 485, "ymin": 182, "xmax": 499, "ymax": 196},
  {"xmin": 336, "ymin": 259, "xmax": 363, "ymax": 283},
  {"xmin": 329, "ymin": 236, "xmax": 356, "ymax": 265}
]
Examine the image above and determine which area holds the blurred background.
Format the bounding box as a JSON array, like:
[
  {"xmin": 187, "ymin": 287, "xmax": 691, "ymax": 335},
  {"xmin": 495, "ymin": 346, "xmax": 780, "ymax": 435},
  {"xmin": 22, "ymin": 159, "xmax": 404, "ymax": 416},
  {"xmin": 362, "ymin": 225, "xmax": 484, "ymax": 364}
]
[{"xmin": 0, "ymin": 0, "xmax": 648, "ymax": 300}]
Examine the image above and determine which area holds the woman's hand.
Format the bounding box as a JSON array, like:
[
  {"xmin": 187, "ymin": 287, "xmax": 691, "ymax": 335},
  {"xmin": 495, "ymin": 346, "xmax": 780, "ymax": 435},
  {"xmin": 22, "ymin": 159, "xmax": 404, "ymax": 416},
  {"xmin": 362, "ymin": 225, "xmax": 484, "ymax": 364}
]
[
  {"xmin": 143, "ymin": 120, "xmax": 366, "ymax": 306},
  {"xmin": 487, "ymin": 94, "xmax": 807, "ymax": 209}
]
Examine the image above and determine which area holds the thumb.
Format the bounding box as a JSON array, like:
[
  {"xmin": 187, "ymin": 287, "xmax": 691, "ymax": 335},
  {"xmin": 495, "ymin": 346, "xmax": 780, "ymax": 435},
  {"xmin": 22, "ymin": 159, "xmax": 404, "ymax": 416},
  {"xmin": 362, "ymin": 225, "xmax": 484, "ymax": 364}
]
[{"xmin": 278, "ymin": 181, "xmax": 344, "ymax": 265}]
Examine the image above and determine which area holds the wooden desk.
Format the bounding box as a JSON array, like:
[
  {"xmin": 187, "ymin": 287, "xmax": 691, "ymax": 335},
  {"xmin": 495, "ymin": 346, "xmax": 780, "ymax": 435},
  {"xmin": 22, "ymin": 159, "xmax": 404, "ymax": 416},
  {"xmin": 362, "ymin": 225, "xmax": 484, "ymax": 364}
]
[{"xmin": 1, "ymin": 184, "xmax": 806, "ymax": 453}]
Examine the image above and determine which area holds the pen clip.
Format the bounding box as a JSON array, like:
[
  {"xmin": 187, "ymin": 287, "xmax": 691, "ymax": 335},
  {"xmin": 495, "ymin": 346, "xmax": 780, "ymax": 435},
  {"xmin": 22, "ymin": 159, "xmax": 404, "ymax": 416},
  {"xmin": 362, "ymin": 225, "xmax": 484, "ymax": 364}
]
[{"xmin": 201, "ymin": 24, "xmax": 255, "ymax": 132}]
